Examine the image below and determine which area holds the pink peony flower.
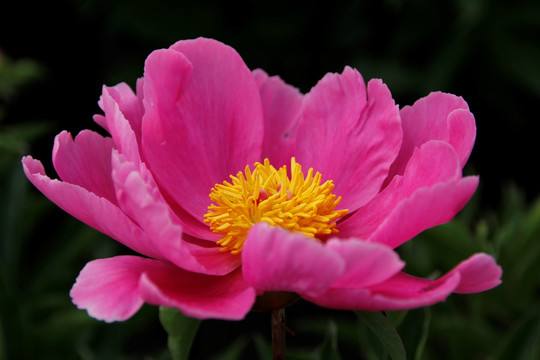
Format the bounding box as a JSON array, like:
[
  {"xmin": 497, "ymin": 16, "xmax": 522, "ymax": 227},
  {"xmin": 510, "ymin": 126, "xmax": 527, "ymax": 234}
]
[{"xmin": 22, "ymin": 38, "xmax": 501, "ymax": 322}]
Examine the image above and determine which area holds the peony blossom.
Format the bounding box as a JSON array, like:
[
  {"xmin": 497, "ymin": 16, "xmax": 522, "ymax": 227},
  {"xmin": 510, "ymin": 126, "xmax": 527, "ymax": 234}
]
[{"xmin": 22, "ymin": 38, "xmax": 501, "ymax": 322}]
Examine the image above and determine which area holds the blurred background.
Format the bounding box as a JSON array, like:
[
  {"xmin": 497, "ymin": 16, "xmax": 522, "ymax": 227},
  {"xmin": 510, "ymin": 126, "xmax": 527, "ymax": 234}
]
[{"xmin": 1, "ymin": 0, "xmax": 539, "ymax": 359}]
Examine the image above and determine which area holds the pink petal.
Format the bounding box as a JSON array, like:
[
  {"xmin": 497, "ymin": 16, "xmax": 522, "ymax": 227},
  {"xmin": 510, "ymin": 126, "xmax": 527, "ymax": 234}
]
[
  {"xmin": 448, "ymin": 108, "xmax": 476, "ymax": 167},
  {"xmin": 389, "ymin": 92, "xmax": 475, "ymax": 177},
  {"xmin": 141, "ymin": 38, "xmax": 263, "ymax": 222},
  {"xmin": 93, "ymin": 114, "xmax": 107, "ymax": 131},
  {"xmin": 367, "ymin": 176, "xmax": 478, "ymax": 248},
  {"xmin": 253, "ymin": 69, "xmax": 303, "ymax": 167},
  {"xmin": 70, "ymin": 256, "xmax": 145, "ymax": 322},
  {"xmin": 52, "ymin": 130, "xmax": 117, "ymax": 204},
  {"xmin": 441, "ymin": 253, "xmax": 502, "ymax": 294},
  {"xmin": 296, "ymin": 68, "xmax": 402, "ymax": 211},
  {"xmin": 305, "ymin": 252, "xmax": 500, "ymax": 311},
  {"xmin": 22, "ymin": 156, "xmax": 162, "ymax": 259},
  {"xmin": 325, "ymin": 238, "xmax": 404, "ymax": 288},
  {"xmin": 338, "ymin": 141, "xmax": 469, "ymax": 247},
  {"xmin": 71, "ymin": 256, "xmax": 256, "ymax": 321},
  {"xmin": 111, "ymin": 149, "xmax": 216, "ymax": 241},
  {"xmin": 139, "ymin": 262, "xmax": 255, "ymax": 320},
  {"xmin": 95, "ymin": 85, "xmax": 142, "ymax": 163},
  {"xmin": 365, "ymin": 253, "xmax": 500, "ymax": 304},
  {"xmin": 103, "ymin": 82, "xmax": 144, "ymax": 142},
  {"xmin": 111, "ymin": 151, "xmax": 240, "ymax": 275},
  {"xmin": 370, "ymin": 273, "xmax": 462, "ymax": 309},
  {"xmin": 397, "ymin": 140, "xmax": 462, "ymax": 194},
  {"xmin": 304, "ymin": 272, "xmax": 461, "ymax": 312},
  {"xmin": 93, "ymin": 82, "xmax": 143, "ymax": 137},
  {"xmin": 242, "ymin": 223, "xmax": 344, "ymax": 296}
]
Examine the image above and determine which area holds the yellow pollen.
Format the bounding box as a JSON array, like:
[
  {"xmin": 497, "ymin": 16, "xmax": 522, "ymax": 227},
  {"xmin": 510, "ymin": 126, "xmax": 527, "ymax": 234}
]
[{"xmin": 204, "ymin": 158, "xmax": 348, "ymax": 254}]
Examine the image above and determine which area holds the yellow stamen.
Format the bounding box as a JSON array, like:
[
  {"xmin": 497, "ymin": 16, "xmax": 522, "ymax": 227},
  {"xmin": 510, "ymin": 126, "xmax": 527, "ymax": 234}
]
[{"xmin": 204, "ymin": 158, "xmax": 348, "ymax": 254}]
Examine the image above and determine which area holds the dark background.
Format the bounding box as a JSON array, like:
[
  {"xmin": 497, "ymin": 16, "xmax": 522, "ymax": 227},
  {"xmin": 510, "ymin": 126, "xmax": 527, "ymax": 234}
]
[{"xmin": 1, "ymin": 1, "xmax": 539, "ymax": 359}]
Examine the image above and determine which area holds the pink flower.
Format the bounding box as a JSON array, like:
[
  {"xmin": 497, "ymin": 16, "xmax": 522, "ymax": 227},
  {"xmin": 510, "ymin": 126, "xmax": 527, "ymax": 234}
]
[{"xmin": 22, "ymin": 38, "xmax": 501, "ymax": 322}]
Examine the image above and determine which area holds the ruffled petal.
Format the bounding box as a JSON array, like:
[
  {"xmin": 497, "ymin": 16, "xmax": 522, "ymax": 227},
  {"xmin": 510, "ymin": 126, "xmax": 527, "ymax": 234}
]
[
  {"xmin": 70, "ymin": 256, "xmax": 256, "ymax": 322},
  {"xmin": 367, "ymin": 176, "xmax": 478, "ymax": 248},
  {"xmin": 304, "ymin": 271, "xmax": 461, "ymax": 311},
  {"xmin": 242, "ymin": 223, "xmax": 344, "ymax": 296},
  {"xmin": 94, "ymin": 85, "xmax": 142, "ymax": 163},
  {"xmin": 440, "ymin": 253, "xmax": 502, "ymax": 294},
  {"xmin": 302, "ymin": 242, "xmax": 497, "ymax": 311},
  {"xmin": 22, "ymin": 156, "xmax": 162, "ymax": 259},
  {"xmin": 388, "ymin": 92, "xmax": 475, "ymax": 178},
  {"xmin": 70, "ymin": 256, "xmax": 146, "ymax": 322},
  {"xmin": 296, "ymin": 68, "xmax": 402, "ymax": 211},
  {"xmin": 140, "ymin": 262, "xmax": 255, "ymax": 321},
  {"xmin": 253, "ymin": 69, "xmax": 303, "ymax": 167},
  {"xmin": 111, "ymin": 150, "xmax": 216, "ymax": 240},
  {"xmin": 321, "ymin": 253, "xmax": 501, "ymax": 310},
  {"xmin": 325, "ymin": 238, "xmax": 404, "ymax": 288},
  {"xmin": 52, "ymin": 130, "xmax": 117, "ymax": 204},
  {"xmin": 106, "ymin": 82, "xmax": 144, "ymax": 140},
  {"xmin": 111, "ymin": 151, "xmax": 240, "ymax": 275},
  {"xmin": 447, "ymin": 108, "xmax": 476, "ymax": 167},
  {"xmin": 142, "ymin": 38, "xmax": 263, "ymax": 222},
  {"xmin": 338, "ymin": 141, "xmax": 469, "ymax": 247}
]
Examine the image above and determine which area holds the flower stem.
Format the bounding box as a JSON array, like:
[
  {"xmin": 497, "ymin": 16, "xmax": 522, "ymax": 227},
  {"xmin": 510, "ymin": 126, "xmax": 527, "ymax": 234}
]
[{"xmin": 271, "ymin": 308, "xmax": 286, "ymax": 360}]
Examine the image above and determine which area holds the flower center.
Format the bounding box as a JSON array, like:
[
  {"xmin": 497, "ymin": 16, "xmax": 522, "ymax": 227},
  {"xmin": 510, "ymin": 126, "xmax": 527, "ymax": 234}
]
[{"xmin": 204, "ymin": 158, "xmax": 348, "ymax": 254}]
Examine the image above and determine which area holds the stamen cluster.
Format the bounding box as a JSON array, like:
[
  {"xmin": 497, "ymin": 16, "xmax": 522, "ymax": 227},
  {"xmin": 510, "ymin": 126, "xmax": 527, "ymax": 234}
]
[{"xmin": 204, "ymin": 158, "xmax": 348, "ymax": 254}]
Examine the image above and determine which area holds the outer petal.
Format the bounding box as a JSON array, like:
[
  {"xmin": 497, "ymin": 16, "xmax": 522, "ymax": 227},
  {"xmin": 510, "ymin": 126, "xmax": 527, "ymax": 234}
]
[
  {"xmin": 70, "ymin": 256, "xmax": 256, "ymax": 322},
  {"xmin": 315, "ymin": 253, "xmax": 501, "ymax": 311},
  {"xmin": 440, "ymin": 253, "xmax": 502, "ymax": 294},
  {"xmin": 253, "ymin": 69, "xmax": 303, "ymax": 167},
  {"xmin": 94, "ymin": 85, "xmax": 142, "ymax": 163},
  {"xmin": 107, "ymin": 82, "xmax": 143, "ymax": 140},
  {"xmin": 22, "ymin": 156, "xmax": 162, "ymax": 259},
  {"xmin": 447, "ymin": 108, "xmax": 476, "ymax": 167},
  {"xmin": 111, "ymin": 151, "xmax": 240, "ymax": 275},
  {"xmin": 304, "ymin": 273, "xmax": 461, "ymax": 311},
  {"xmin": 242, "ymin": 223, "xmax": 344, "ymax": 296},
  {"xmin": 93, "ymin": 82, "xmax": 144, "ymax": 139},
  {"xmin": 296, "ymin": 68, "xmax": 402, "ymax": 211},
  {"xmin": 140, "ymin": 263, "xmax": 255, "ymax": 321},
  {"xmin": 142, "ymin": 38, "xmax": 263, "ymax": 222},
  {"xmin": 338, "ymin": 141, "xmax": 473, "ymax": 249},
  {"xmin": 304, "ymin": 245, "xmax": 501, "ymax": 311},
  {"xmin": 52, "ymin": 130, "xmax": 117, "ymax": 204},
  {"xmin": 325, "ymin": 238, "xmax": 404, "ymax": 288},
  {"xmin": 367, "ymin": 176, "xmax": 478, "ymax": 248},
  {"xmin": 70, "ymin": 256, "xmax": 145, "ymax": 322},
  {"xmin": 388, "ymin": 92, "xmax": 475, "ymax": 178}
]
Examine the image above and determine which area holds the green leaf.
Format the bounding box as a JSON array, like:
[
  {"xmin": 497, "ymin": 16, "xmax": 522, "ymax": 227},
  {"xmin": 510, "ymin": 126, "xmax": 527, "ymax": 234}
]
[
  {"xmin": 356, "ymin": 312, "xmax": 406, "ymax": 360},
  {"xmin": 159, "ymin": 307, "xmax": 201, "ymax": 360},
  {"xmin": 386, "ymin": 310, "xmax": 408, "ymax": 328}
]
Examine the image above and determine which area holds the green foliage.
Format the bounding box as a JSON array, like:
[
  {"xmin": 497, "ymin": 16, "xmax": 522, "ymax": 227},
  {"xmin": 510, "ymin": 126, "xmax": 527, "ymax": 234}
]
[
  {"xmin": 356, "ymin": 312, "xmax": 406, "ymax": 360},
  {"xmin": 159, "ymin": 307, "xmax": 201, "ymax": 360}
]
